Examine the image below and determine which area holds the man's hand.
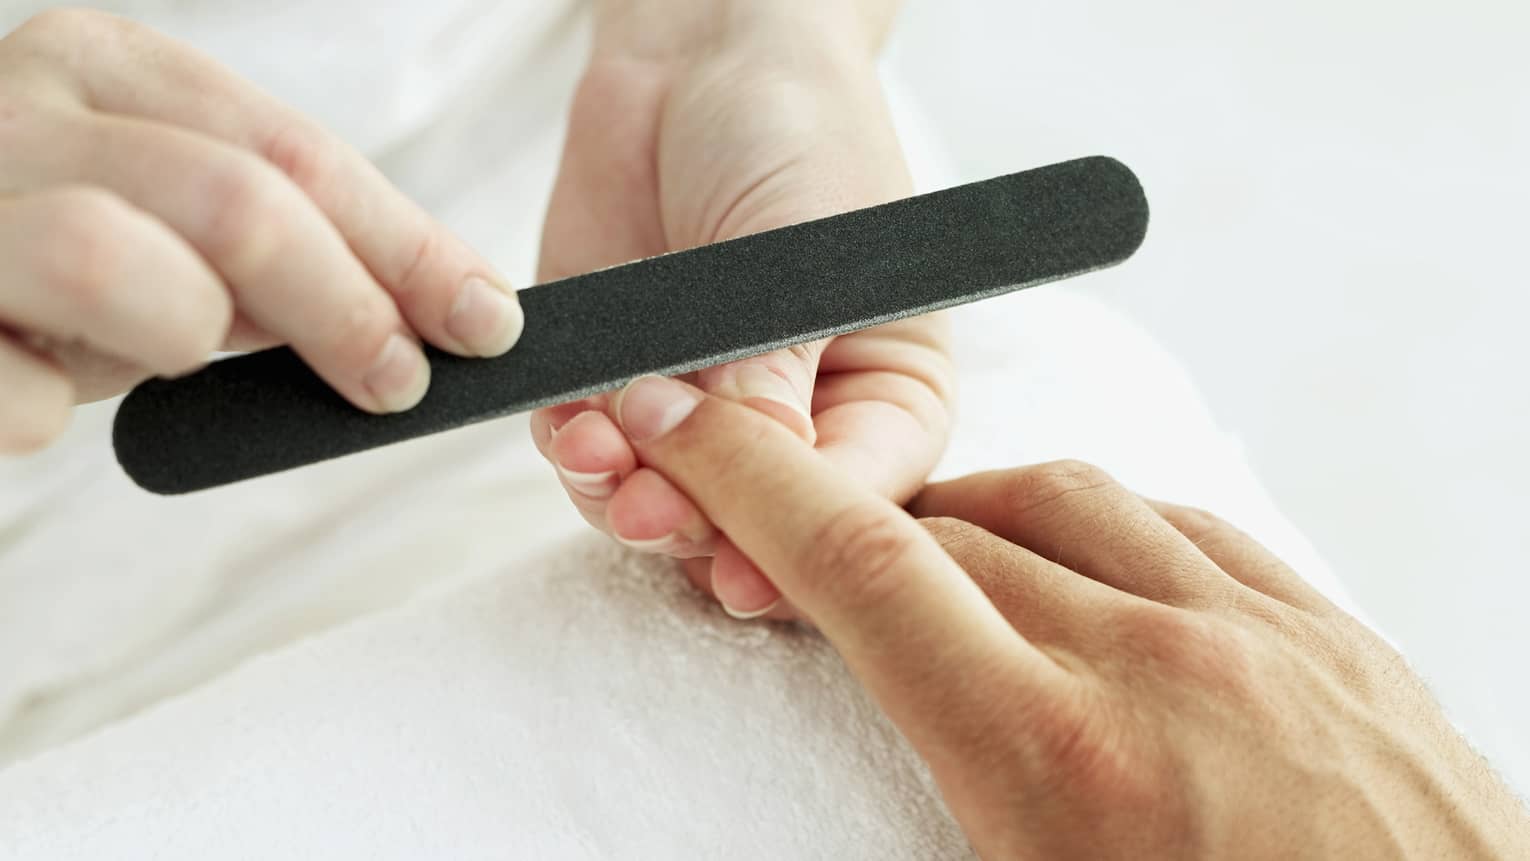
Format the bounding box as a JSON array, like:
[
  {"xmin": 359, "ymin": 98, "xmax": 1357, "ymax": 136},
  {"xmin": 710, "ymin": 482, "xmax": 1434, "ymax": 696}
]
[
  {"xmin": 601, "ymin": 373, "xmax": 1530, "ymax": 859},
  {"xmin": 0, "ymin": 10, "xmax": 521, "ymax": 453},
  {"xmin": 530, "ymin": 0, "xmax": 952, "ymax": 620}
]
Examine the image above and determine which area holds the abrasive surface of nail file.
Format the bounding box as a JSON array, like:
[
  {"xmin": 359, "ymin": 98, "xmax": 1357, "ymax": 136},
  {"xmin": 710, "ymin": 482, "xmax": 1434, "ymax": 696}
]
[{"xmin": 113, "ymin": 155, "xmax": 1148, "ymax": 494}]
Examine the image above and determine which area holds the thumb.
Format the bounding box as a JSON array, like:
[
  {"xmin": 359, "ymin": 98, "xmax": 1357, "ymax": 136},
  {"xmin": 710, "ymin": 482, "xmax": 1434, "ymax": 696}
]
[
  {"xmin": 607, "ymin": 374, "xmax": 1058, "ymax": 729},
  {"xmin": 692, "ymin": 345, "xmax": 823, "ymax": 444},
  {"xmin": 688, "ymin": 151, "xmax": 901, "ymax": 445}
]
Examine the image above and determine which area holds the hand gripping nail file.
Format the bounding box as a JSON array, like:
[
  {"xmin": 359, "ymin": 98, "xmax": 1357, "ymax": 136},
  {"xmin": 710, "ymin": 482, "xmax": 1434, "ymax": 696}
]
[{"xmin": 113, "ymin": 155, "xmax": 1149, "ymax": 494}]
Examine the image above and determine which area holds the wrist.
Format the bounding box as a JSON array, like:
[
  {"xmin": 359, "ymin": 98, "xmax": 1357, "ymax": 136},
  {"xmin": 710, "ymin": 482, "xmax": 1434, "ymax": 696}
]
[{"xmin": 592, "ymin": 0, "xmax": 896, "ymax": 71}]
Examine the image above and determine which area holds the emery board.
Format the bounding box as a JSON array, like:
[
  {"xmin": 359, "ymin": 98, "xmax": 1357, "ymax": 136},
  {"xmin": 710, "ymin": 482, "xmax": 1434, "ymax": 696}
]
[{"xmin": 113, "ymin": 155, "xmax": 1149, "ymax": 494}]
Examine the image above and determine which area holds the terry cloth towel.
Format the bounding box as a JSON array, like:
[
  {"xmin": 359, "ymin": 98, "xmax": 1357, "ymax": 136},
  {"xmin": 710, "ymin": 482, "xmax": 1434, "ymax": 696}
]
[{"xmin": 0, "ymin": 289, "xmax": 1357, "ymax": 860}]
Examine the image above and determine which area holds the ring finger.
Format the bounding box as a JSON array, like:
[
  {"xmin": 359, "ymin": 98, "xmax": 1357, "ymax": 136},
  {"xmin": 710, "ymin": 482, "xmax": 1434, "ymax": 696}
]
[{"xmin": 6, "ymin": 107, "xmax": 429, "ymax": 414}]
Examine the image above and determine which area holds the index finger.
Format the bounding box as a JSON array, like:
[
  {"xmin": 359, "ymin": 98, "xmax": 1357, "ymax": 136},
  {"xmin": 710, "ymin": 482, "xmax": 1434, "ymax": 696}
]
[
  {"xmin": 29, "ymin": 9, "xmax": 522, "ymax": 359},
  {"xmin": 608, "ymin": 375, "xmax": 1067, "ymax": 732}
]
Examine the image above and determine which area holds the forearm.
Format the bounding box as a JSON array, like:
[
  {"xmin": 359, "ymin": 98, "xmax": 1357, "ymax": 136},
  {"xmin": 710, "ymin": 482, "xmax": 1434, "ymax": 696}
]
[{"xmin": 592, "ymin": 0, "xmax": 901, "ymax": 64}]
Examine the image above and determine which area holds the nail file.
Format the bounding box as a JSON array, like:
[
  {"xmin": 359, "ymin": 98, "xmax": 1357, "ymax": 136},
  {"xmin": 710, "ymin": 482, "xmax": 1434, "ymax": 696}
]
[{"xmin": 113, "ymin": 155, "xmax": 1149, "ymax": 494}]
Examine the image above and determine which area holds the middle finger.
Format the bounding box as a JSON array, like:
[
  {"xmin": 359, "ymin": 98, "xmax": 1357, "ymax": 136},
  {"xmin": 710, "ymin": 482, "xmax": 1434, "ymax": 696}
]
[
  {"xmin": 12, "ymin": 108, "xmax": 429, "ymax": 413},
  {"xmin": 911, "ymin": 462, "xmax": 1238, "ymax": 608}
]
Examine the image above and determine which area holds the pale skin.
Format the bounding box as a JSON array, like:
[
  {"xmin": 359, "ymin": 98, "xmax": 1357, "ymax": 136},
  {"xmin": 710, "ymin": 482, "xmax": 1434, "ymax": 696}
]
[
  {"xmin": 0, "ymin": 8, "xmax": 525, "ymax": 446},
  {"xmin": 531, "ymin": 0, "xmax": 950, "ymax": 621},
  {"xmin": 607, "ymin": 373, "xmax": 1530, "ymax": 860},
  {"xmin": 3, "ymin": 4, "xmax": 1525, "ymax": 856}
]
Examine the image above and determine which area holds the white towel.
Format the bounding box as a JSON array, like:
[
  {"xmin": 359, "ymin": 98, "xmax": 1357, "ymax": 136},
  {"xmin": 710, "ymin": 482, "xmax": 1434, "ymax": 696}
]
[
  {"xmin": 0, "ymin": 5, "xmax": 1357, "ymax": 852},
  {"xmin": 0, "ymin": 289, "xmax": 1356, "ymax": 859}
]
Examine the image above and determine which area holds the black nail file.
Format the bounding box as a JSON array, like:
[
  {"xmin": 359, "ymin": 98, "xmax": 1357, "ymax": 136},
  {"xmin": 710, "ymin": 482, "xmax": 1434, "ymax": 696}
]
[{"xmin": 112, "ymin": 155, "xmax": 1149, "ymax": 494}]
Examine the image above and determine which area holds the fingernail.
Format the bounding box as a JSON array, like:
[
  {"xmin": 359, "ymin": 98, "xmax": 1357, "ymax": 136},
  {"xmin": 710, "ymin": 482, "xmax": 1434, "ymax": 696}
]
[
  {"xmin": 555, "ymin": 462, "xmax": 617, "ymax": 499},
  {"xmin": 364, "ymin": 333, "xmax": 430, "ymax": 412},
  {"xmin": 616, "ymin": 376, "xmax": 702, "ymax": 442},
  {"xmin": 716, "ymin": 365, "xmax": 813, "ymax": 440},
  {"xmin": 722, "ymin": 599, "xmax": 779, "ymax": 621},
  {"xmin": 615, "ymin": 532, "xmax": 681, "ymax": 554},
  {"xmin": 446, "ymin": 276, "xmax": 523, "ymax": 356}
]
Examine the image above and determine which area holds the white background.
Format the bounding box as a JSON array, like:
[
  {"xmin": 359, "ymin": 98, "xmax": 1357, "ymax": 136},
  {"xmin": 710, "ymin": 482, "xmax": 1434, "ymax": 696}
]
[{"xmin": 887, "ymin": 0, "xmax": 1528, "ymax": 790}]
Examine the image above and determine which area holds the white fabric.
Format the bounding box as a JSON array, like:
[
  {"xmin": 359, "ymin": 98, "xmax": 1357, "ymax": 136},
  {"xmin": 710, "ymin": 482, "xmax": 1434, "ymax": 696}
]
[
  {"xmin": 0, "ymin": 287, "xmax": 1356, "ymax": 858},
  {"xmin": 0, "ymin": 0, "xmax": 592, "ymax": 762},
  {"xmin": 0, "ymin": 1, "xmax": 1356, "ymax": 857}
]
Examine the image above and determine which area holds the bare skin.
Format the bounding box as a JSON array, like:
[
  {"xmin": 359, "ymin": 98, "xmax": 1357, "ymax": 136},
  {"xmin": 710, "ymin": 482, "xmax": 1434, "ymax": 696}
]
[
  {"xmin": 604, "ymin": 373, "xmax": 1530, "ymax": 860},
  {"xmin": 530, "ymin": 0, "xmax": 952, "ymax": 620},
  {"xmin": 0, "ymin": 9, "xmax": 522, "ymax": 451}
]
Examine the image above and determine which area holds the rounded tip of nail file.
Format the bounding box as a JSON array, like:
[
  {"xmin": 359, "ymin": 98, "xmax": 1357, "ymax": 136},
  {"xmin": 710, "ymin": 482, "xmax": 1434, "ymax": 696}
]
[{"xmin": 113, "ymin": 156, "xmax": 1148, "ymax": 494}]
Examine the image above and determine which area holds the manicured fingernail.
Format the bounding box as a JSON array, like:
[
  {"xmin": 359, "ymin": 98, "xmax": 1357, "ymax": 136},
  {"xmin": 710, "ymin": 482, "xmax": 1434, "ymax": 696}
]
[
  {"xmin": 555, "ymin": 462, "xmax": 617, "ymax": 499},
  {"xmin": 615, "ymin": 532, "xmax": 681, "ymax": 554},
  {"xmin": 446, "ymin": 276, "xmax": 523, "ymax": 356},
  {"xmin": 364, "ymin": 333, "xmax": 430, "ymax": 412},
  {"xmin": 616, "ymin": 376, "xmax": 702, "ymax": 442},
  {"xmin": 716, "ymin": 365, "xmax": 813, "ymax": 440},
  {"xmin": 722, "ymin": 599, "xmax": 779, "ymax": 621}
]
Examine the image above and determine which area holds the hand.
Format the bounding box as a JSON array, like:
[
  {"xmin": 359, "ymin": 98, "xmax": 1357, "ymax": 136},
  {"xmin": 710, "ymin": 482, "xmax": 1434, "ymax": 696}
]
[
  {"xmin": 530, "ymin": 2, "xmax": 952, "ymax": 620},
  {"xmin": 598, "ymin": 373, "xmax": 1530, "ymax": 859},
  {"xmin": 0, "ymin": 9, "xmax": 522, "ymax": 453}
]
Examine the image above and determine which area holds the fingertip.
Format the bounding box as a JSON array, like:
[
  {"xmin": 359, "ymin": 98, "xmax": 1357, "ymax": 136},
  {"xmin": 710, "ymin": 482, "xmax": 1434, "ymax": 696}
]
[
  {"xmin": 359, "ymin": 332, "xmax": 430, "ymax": 413},
  {"xmin": 148, "ymin": 274, "xmax": 232, "ymax": 377},
  {"xmin": 534, "ymin": 397, "xmax": 614, "ymax": 463},
  {"xmin": 607, "ymin": 467, "xmax": 716, "ymax": 557},
  {"xmin": 549, "ymin": 410, "xmax": 635, "ymax": 484},
  {"xmin": 612, "ymin": 375, "xmax": 704, "ymax": 442},
  {"xmin": 555, "ymin": 462, "xmax": 619, "ymax": 500},
  {"xmin": 711, "ymin": 540, "xmax": 782, "ymax": 620},
  {"xmin": 444, "ymin": 275, "xmax": 523, "ymax": 357}
]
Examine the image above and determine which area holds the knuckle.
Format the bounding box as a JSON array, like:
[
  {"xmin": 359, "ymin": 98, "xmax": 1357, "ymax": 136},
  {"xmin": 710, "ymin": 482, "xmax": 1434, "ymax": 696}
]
[
  {"xmin": 1002, "ymin": 459, "xmax": 1118, "ymax": 518},
  {"xmin": 31, "ymin": 187, "xmax": 130, "ymax": 310},
  {"xmin": 1200, "ymin": 628, "xmax": 1260, "ymax": 697},
  {"xmin": 1115, "ymin": 605, "xmax": 1258, "ymax": 696},
  {"xmin": 1166, "ymin": 504, "xmax": 1230, "ymax": 544},
  {"xmin": 261, "ymin": 122, "xmax": 338, "ymax": 198},
  {"xmin": 198, "ymin": 157, "xmax": 290, "ymax": 271},
  {"xmin": 803, "ymin": 501, "xmax": 922, "ymax": 613},
  {"xmin": 392, "ymin": 223, "xmax": 439, "ymax": 297},
  {"xmin": 25, "ymin": 189, "xmax": 229, "ymax": 374},
  {"xmin": 324, "ymin": 300, "xmax": 392, "ymax": 361},
  {"xmin": 265, "ymin": 122, "xmax": 439, "ymax": 297},
  {"xmin": 1112, "ymin": 604, "xmax": 1199, "ymax": 661},
  {"xmin": 1231, "ymin": 590, "xmax": 1303, "ymax": 636}
]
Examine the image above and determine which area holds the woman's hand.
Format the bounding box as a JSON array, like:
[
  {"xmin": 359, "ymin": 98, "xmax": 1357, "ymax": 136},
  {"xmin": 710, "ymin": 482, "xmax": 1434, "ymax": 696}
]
[
  {"xmin": 530, "ymin": 0, "xmax": 952, "ymax": 620},
  {"xmin": 599, "ymin": 373, "xmax": 1530, "ymax": 859},
  {"xmin": 0, "ymin": 9, "xmax": 522, "ymax": 452}
]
